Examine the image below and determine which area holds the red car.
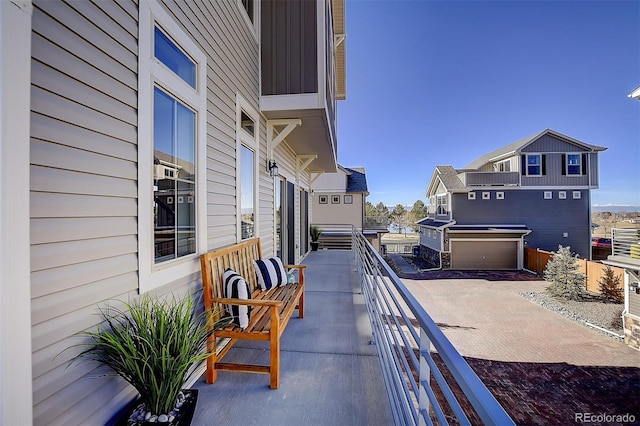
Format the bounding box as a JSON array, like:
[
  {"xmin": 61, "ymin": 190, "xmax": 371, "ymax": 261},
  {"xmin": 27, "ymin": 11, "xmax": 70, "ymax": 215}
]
[{"xmin": 591, "ymin": 237, "xmax": 612, "ymax": 248}]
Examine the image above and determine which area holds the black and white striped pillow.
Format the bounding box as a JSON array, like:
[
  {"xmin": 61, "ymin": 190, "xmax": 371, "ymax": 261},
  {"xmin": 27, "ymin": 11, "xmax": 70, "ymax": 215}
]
[
  {"xmin": 222, "ymin": 268, "xmax": 251, "ymax": 328},
  {"xmin": 253, "ymin": 257, "xmax": 287, "ymax": 290}
]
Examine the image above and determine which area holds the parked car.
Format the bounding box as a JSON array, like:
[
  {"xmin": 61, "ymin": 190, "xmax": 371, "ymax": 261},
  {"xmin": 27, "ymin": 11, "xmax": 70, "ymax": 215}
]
[{"xmin": 591, "ymin": 237, "xmax": 612, "ymax": 248}]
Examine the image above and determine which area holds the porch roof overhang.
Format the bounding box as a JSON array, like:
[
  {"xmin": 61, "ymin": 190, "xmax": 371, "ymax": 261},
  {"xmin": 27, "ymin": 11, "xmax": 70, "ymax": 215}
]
[
  {"xmin": 262, "ymin": 105, "xmax": 337, "ymax": 173},
  {"xmin": 417, "ymin": 219, "xmax": 455, "ymax": 229}
]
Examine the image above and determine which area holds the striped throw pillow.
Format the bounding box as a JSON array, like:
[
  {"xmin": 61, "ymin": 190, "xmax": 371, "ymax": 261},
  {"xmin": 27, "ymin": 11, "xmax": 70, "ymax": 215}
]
[
  {"xmin": 222, "ymin": 268, "xmax": 251, "ymax": 328},
  {"xmin": 253, "ymin": 257, "xmax": 287, "ymax": 290}
]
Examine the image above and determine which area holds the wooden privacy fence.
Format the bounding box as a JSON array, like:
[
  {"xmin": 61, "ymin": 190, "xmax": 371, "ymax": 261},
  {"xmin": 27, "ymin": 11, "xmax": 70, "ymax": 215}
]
[{"xmin": 525, "ymin": 247, "xmax": 624, "ymax": 294}]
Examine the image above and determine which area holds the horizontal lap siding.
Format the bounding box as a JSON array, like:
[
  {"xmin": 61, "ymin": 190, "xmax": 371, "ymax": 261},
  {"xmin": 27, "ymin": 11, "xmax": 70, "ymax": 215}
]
[{"xmin": 30, "ymin": 1, "xmax": 139, "ymax": 424}]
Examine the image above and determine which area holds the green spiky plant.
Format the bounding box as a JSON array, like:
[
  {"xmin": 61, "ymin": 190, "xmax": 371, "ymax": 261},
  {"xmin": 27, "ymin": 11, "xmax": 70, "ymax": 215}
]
[
  {"xmin": 69, "ymin": 294, "xmax": 231, "ymax": 416},
  {"xmin": 309, "ymin": 225, "xmax": 322, "ymax": 242}
]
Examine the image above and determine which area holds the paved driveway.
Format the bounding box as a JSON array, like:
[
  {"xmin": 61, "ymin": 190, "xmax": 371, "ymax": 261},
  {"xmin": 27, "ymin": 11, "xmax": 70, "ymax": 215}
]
[{"xmin": 402, "ymin": 277, "xmax": 640, "ymax": 425}]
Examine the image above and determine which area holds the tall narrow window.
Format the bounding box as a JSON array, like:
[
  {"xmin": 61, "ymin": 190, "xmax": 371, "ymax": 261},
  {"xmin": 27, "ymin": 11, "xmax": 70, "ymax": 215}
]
[
  {"xmin": 236, "ymin": 96, "xmax": 259, "ymax": 241},
  {"xmin": 139, "ymin": 1, "xmax": 207, "ymax": 292},
  {"xmin": 153, "ymin": 88, "xmax": 196, "ymax": 262},
  {"xmin": 240, "ymin": 145, "xmax": 255, "ymax": 239}
]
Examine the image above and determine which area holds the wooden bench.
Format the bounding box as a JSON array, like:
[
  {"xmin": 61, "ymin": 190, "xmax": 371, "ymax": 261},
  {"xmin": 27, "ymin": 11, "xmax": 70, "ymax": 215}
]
[{"xmin": 199, "ymin": 238, "xmax": 305, "ymax": 389}]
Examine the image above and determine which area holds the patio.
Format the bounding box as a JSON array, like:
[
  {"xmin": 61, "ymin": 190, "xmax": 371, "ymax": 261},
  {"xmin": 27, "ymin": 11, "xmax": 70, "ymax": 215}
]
[{"xmin": 191, "ymin": 250, "xmax": 394, "ymax": 425}]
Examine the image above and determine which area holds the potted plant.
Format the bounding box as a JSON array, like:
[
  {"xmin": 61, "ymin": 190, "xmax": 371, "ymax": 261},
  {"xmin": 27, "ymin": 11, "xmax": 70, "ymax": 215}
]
[
  {"xmin": 67, "ymin": 293, "xmax": 231, "ymax": 425},
  {"xmin": 310, "ymin": 225, "xmax": 322, "ymax": 251}
]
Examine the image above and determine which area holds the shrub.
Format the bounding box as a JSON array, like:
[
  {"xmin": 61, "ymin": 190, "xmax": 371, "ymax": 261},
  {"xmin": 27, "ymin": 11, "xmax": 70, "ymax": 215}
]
[
  {"xmin": 68, "ymin": 294, "xmax": 231, "ymax": 416},
  {"xmin": 598, "ymin": 266, "xmax": 623, "ymax": 302},
  {"xmin": 610, "ymin": 308, "xmax": 624, "ymax": 330},
  {"xmin": 544, "ymin": 245, "xmax": 586, "ymax": 301}
]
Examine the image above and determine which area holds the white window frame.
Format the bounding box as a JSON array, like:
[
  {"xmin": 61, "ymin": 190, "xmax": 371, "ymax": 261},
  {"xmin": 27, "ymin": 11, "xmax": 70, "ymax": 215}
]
[
  {"xmin": 496, "ymin": 192, "xmax": 504, "ymax": 200},
  {"xmin": 236, "ymin": 94, "xmax": 260, "ymax": 242},
  {"xmin": 238, "ymin": 0, "xmax": 259, "ymax": 39},
  {"xmin": 566, "ymin": 153, "xmax": 582, "ymax": 176},
  {"xmin": 573, "ymin": 191, "xmax": 582, "ymax": 199},
  {"xmin": 526, "ymin": 154, "xmax": 542, "ymax": 176},
  {"xmin": 495, "ymin": 160, "xmax": 510, "ymax": 172},
  {"xmin": 559, "ymin": 191, "xmax": 567, "ymax": 199},
  {"xmin": 319, "ymin": 195, "xmax": 328, "ymax": 204},
  {"xmin": 482, "ymin": 192, "xmax": 490, "ymax": 200},
  {"xmin": 331, "ymin": 195, "xmax": 340, "ymax": 204},
  {"xmin": 544, "ymin": 191, "xmax": 553, "ymax": 199},
  {"xmin": 138, "ymin": 0, "xmax": 207, "ymax": 294},
  {"xmin": 344, "ymin": 195, "xmax": 353, "ymax": 204},
  {"xmin": 436, "ymin": 194, "xmax": 447, "ymax": 216},
  {"xmin": 467, "ymin": 192, "xmax": 476, "ymax": 200}
]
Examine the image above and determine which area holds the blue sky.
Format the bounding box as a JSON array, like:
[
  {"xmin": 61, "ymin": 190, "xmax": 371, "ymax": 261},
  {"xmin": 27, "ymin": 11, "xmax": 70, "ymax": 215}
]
[{"xmin": 337, "ymin": 0, "xmax": 640, "ymax": 208}]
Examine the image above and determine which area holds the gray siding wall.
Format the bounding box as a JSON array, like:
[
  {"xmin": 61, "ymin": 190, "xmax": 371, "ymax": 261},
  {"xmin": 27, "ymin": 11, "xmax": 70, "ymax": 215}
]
[
  {"xmin": 261, "ymin": 0, "xmax": 318, "ymax": 95},
  {"xmin": 31, "ymin": 1, "xmax": 139, "ymax": 424},
  {"xmin": 29, "ymin": 0, "xmax": 276, "ymax": 424},
  {"xmin": 630, "ymin": 291, "xmax": 640, "ymax": 317},
  {"xmin": 451, "ymin": 189, "xmax": 591, "ymax": 258}
]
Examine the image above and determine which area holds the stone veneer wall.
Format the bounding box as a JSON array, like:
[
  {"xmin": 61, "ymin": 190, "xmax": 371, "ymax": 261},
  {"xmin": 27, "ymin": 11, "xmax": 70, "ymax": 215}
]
[{"xmin": 623, "ymin": 314, "xmax": 640, "ymax": 350}]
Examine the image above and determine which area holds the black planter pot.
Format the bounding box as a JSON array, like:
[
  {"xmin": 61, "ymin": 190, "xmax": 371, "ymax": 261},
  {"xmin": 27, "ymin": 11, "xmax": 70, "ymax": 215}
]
[
  {"xmin": 310, "ymin": 241, "xmax": 319, "ymax": 251},
  {"xmin": 114, "ymin": 389, "xmax": 198, "ymax": 426}
]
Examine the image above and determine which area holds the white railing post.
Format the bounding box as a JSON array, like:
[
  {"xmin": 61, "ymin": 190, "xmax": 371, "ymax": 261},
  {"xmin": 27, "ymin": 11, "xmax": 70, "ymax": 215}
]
[{"xmin": 418, "ymin": 327, "xmax": 430, "ymax": 426}]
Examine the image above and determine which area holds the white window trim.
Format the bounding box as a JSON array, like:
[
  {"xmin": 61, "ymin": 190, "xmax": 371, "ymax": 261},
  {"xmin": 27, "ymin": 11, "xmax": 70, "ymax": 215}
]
[
  {"xmin": 544, "ymin": 191, "xmax": 553, "ymax": 199},
  {"xmin": 468, "ymin": 192, "xmax": 476, "ymax": 200},
  {"xmin": 573, "ymin": 191, "xmax": 582, "ymax": 199},
  {"xmin": 566, "ymin": 153, "xmax": 582, "ymax": 176},
  {"xmin": 238, "ymin": 0, "xmax": 259, "ymax": 41},
  {"xmin": 496, "ymin": 192, "xmax": 504, "ymax": 200},
  {"xmin": 482, "ymin": 192, "xmax": 490, "ymax": 200},
  {"xmin": 526, "ymin": 154, "xmax": 542, "ymax": 177},
  {"xmin": 559, "ymin": 191, "xmax": 567, "ymax": 199},
  {"xmin": 138, "ymin": 0, "xmax": 207, "ymax": 294},
  {"xmin": 236, "ymin": 94, "xmax": 260, "ymax": 242}
]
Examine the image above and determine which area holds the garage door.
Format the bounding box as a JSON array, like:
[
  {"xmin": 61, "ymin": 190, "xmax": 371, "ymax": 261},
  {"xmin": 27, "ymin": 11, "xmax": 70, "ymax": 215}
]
[{"xmin": 450, "ymin": 240, "xmax": 518, "ymax": 270}]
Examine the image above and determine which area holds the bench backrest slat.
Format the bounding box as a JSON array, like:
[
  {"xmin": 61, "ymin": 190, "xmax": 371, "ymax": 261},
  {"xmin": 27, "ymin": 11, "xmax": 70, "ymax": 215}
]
[{"xmin": 200, "ymin": 238, "xmax": 263, "ymax": 316}]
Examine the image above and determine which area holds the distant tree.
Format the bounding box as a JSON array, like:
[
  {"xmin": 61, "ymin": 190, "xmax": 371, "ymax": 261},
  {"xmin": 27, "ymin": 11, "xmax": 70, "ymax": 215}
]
[
  {"xmin": 390, "ymin": 204, "xmax": 410, "ymax": 234},
  {"xmin": 544, "ymin": 245, "xmax": 585, "ymax": 301},
  {"xmin": 365, "ymin": 201, "xmax": 376, "ymax": 217},
  {"xmin": 598, "ymin": 266, "xmax": 623, "ymax": 302},
  {"xmin": 374, "ymin": 202, "xmax": 390, "ymax": 218},
  {"xmin": 408, "ymin": 200, "xmax": 428, "ymax": 232}
]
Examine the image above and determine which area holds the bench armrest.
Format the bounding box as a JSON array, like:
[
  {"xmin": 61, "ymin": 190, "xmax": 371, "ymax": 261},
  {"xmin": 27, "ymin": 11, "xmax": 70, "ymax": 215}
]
[{"xmin": 283, "ymin": 264, "xmax": 306, "ymax": 270}]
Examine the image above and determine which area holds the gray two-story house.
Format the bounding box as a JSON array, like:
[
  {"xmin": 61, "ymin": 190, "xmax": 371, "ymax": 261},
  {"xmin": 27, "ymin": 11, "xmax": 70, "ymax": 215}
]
[{"xmin": 417, "ymin": 129, "xmax": 606, "ymax": 270}]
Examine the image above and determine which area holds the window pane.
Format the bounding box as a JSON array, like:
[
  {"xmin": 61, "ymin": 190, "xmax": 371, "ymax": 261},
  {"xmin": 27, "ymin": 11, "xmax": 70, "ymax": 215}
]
[
  {"xmin": 241, "ymin": 145, "xmax": 255, "ymax": 239},
  {"xmin": 153, "ymin": 87, "xmax": 196, "ymax": 263},
  {"xmin": 154, "ymin": 27, "xmax": 196, "ymax": 88},
  {"xmin": 527, "ymin": 155, "xmax": 541, "ymax": 175},
  {"xmin": 567, "ymin": 154, "xmax": 581, "ymax": 175},
  {"xmin": 242, "ymin": 0, "xmax": 254, "ymax": 23}
]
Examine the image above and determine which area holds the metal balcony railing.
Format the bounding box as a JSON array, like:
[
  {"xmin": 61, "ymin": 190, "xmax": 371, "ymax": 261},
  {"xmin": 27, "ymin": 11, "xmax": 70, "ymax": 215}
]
[
  {"xmin": 352, "ymin": 227, "xmax": 514, "ymax": 425},
  {"xmin": 611, "ymin": 228, "xmax": 640, "ymax": 260}
]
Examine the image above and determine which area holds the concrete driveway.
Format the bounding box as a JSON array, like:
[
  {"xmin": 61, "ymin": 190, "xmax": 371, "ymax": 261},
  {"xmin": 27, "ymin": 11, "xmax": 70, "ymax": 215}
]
[{"xmin": 402, "ymin": 277, "xmax": 640, "ymax": 425}]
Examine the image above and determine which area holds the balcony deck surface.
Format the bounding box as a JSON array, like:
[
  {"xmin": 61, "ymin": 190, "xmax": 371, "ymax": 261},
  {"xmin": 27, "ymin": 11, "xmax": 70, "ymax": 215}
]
[{"xmin": 191, "ymin": 250, "xmax": 393, "ymax": 426}]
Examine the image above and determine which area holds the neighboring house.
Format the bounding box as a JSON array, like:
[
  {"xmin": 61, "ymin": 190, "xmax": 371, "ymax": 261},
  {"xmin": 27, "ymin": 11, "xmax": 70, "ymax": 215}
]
[
  {"xmin": 0, "ymin": 0, "xmax": 346, "ymax": 424},
  {"xmin": 417, "ymin": 129, "xmax": 606, "ymax": 270},
  {"xmin": 311, "ymin": 165, "xmax": 388, "ymax": 249},
  {"xmin": 603, "ymin": 229, "xmax": 640, "ymax": 349}
]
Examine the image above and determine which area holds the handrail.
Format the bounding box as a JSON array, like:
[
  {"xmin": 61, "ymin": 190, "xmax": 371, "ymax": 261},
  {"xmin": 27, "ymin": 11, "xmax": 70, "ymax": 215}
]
[{"xmin": 352, "ymin": 227, "xmax": 514, "ymax": 425}]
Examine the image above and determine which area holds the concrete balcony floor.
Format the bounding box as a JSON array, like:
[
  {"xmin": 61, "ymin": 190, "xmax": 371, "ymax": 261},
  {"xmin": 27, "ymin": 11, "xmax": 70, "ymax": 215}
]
[{"xmin": 191, "ymin": 250, "xmax": 393, "ymax": 425}]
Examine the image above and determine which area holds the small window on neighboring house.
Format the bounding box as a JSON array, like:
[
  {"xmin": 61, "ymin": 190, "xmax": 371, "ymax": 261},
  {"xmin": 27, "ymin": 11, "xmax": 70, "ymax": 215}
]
[
  {"xmin": 544, "ymin": 191, "xmax": 552, "ymax": 199},
  {"xmin": 331, "ymin": 195, "xmax": 340, "ymax": 204},
  {"xmin": 564, "ymin": 153, "xmax": 585, "ymax": 176},
  {"xmin": 495, "ymin": 160, "xmax": 510, "ymax": 172},
  {"xmin": 436, "ymin": 194, "xmax": 447, "ymax": 215},
  {"xmin": 319, "ymin": 195, "xmax": 328, "ymax": 204},
  {"xmin": 559, "ymin": 191, "xmax": 566, "ymax": 199},
  {"xmin": 573, "ymin": 191, "xmax": 581, "ymax": 199},
  {"xmin": 344, "ymin": 195, "xmax": 353, "ymax": 204},
  {"xmin": 496, "ymin": 192, "xmax": 504, "ymax": 200},
  {"xmin": 468, "ymin": 192, "xmax": 476, "ymax": 200},
  {"xmin": 482, "ymin": 192, "xmax": 490, "ymax": 200},
  {"xmin": 521, "ymin": 154, "xmax": 546, "ymax": 176},
  {"xmin": 240, "ymin": 111, "xmax": 255, "ymax": 137}
]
